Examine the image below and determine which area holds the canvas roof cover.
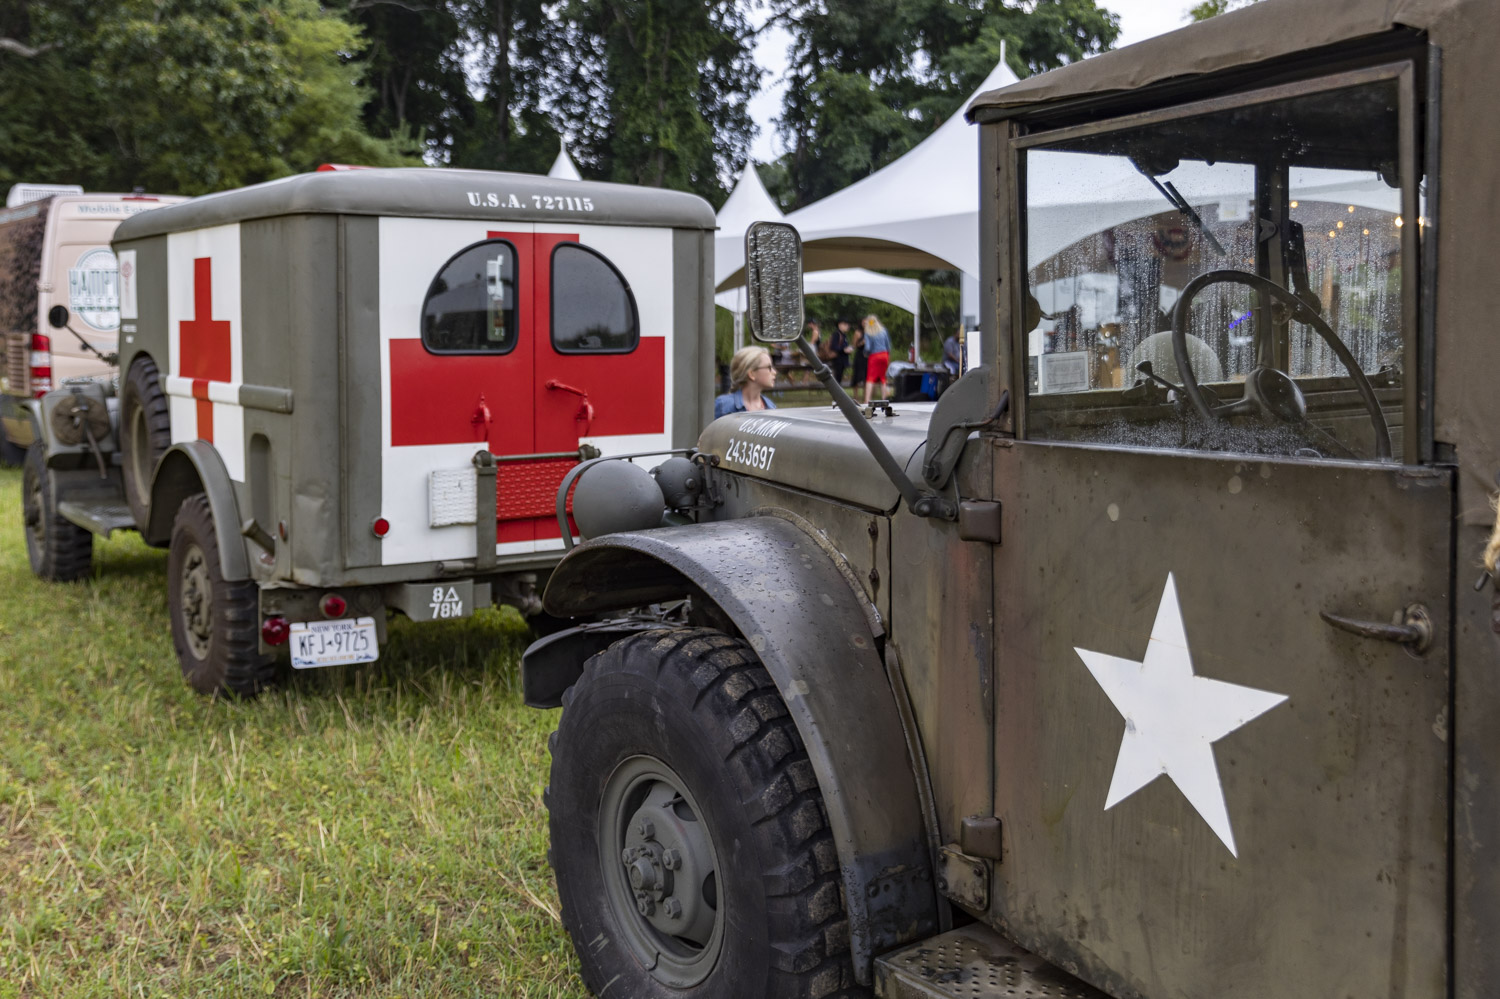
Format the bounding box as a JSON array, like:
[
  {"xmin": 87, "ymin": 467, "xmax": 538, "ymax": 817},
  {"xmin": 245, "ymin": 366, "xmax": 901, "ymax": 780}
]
[
  {"xmin": 115, "ymin": 167, "xmax": 714, "ymax": 242},
  {"xmin": 966, "ymin": 0, "xmax": 1471, "ymax": 119}
]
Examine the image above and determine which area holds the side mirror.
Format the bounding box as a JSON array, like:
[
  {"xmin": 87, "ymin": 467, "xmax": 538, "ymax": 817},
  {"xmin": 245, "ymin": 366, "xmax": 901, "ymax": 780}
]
[
  {"xmin": 744, "ymin": 221, "xmax": 803, "ymax": 343},
  {"xmin": 47, "ymin": 305, "xmax": 69, "ymax": 329}
]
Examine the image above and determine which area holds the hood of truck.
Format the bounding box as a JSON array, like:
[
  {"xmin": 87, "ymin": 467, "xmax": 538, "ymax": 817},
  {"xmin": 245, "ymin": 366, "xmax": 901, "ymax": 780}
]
[{"xmin": 698, "ymin": 405, "xmax": 933, "ymax": 512}]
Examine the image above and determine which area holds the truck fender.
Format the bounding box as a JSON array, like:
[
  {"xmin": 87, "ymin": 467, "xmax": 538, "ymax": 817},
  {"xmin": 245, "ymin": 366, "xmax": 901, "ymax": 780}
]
[
  {"xmin": 144, "ymin": 441, "xmax": 251, "ymax": 581},
  {"xmin": 541, "ymin": 516, "xmax": 939, "ymax": 985}
]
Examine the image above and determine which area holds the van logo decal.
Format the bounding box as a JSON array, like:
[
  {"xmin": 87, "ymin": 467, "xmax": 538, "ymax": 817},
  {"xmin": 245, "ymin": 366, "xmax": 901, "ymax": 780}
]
[{"xmin": 1074, "ymin": 573, "xmax": 1287, "ymax": 856}]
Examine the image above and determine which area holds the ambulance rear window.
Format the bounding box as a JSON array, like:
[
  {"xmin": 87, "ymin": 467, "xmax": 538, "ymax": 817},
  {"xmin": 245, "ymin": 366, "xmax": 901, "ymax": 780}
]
[
  {"xmin": 421, "ymin": 239, "xmax": 517, "ymax": 354},
  {"xmin": 551, "ymin": 243, "xmax": 639, "ymax": 353}
]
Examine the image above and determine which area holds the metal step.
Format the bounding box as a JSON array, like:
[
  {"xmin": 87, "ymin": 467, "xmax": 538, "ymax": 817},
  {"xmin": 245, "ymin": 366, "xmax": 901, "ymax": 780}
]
[
  {"xmin": 876, "ymin": 924, "xmax": 1110, "ymax": 999},
  {"xmin": 57, "ymin": 500, "xmax": 137, "ymax": 538}
]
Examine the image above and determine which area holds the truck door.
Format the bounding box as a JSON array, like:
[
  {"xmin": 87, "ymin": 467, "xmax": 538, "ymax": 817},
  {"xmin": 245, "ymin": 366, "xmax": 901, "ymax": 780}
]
[
  {"xmin": 988, "ymin": 66, "xmax": 1451, "ymax": 998},
  {"xmin": 382, "ymin": 218, "xmax": 669, "ymax": 567}
]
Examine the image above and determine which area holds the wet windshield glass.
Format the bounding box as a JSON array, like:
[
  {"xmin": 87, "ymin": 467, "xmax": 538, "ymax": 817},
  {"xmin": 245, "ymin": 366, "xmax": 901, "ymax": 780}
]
[{"xmin": 1022, "ymin": 76, "xmax": 1409, "ymax": 461}]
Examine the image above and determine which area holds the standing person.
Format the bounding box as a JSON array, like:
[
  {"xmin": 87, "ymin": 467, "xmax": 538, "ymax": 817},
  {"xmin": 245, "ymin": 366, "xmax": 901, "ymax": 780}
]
[
  {"xmin": 849, "ymin": 320, "xmax": 868, "ymax": 390},
  {"xmin": 804, "ymin": 319, "xmax": 822, "ymax": 352},
  {"xmin": 861, "ymin": 314, "xmax": 892, "ymax": 403},
  {"xmin": 713, "ymin": 345, "xmax": 779, "ymax": 418},
  {"xmin": 942, "ymin": 329, "xmax": 963, "ymax": 376},
  {"xmin": 825, "ymin": 319, "xmax": 850, "ymax": 386}
]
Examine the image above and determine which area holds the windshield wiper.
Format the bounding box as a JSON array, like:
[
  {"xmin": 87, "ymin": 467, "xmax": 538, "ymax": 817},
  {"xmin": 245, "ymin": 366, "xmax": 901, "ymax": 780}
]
[{"xmin": 1142, "ymin": 173, "xmax": 1227, "ymax": 257}]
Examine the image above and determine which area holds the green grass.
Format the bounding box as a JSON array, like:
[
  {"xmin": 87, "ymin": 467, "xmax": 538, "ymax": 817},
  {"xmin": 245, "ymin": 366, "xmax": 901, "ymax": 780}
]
[{"xmin": 0, "ymin": 466, "xmax": 588, "ymax": 997}]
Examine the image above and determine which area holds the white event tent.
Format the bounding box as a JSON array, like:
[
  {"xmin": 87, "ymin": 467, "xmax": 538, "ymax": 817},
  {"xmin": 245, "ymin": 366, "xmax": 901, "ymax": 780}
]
[
  {"xmin": 548, "ymin": 142, "xmax": 583, "ymax": 181},
  {"xmin": 715, "ymin": 53, "xmax": 1021, "ymax": 361},
  {"xmin": 714, "ymin": 164, "xmax": 921, "ymax": 350}
]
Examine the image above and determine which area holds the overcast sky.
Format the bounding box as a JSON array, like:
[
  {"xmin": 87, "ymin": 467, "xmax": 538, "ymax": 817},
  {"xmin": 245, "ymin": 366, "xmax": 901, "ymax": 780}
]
[{"xmin": 746, "ymin": 0, "xmax": 1197, "ymax": 163}]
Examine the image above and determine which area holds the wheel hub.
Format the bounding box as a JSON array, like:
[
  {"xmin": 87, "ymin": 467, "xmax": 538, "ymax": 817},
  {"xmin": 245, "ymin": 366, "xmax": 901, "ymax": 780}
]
[
  {"xmin": 179, "ymin": 544, "xmax": 213, "ymax": 659},
  {"xmin": 618, "ymin": 782, "xmax": 717, "ymax": 944},
  {"xmin": 600, "ymin": 756, "xmax": 724, "ymax": 987}
]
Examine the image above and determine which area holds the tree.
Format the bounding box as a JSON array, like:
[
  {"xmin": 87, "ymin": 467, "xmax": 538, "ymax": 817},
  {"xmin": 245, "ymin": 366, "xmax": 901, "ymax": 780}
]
[
  {"xmin": 0, "ymin": 0, "xmax": 413, "ymax": 196},
  {"xmin": 535, "ymin": 0, "xmax": 760, "ymax": 202},
  {"xmin": 775, "ymin": 0, "xmax": 1119, "ymax": 208},
  {"xmin": 1188, "ymin": 0, "xmax": 1263, "ymax": 20}
]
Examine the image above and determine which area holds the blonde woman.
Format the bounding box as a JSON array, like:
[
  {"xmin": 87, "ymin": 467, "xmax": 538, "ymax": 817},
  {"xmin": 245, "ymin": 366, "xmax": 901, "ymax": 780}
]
[
  {"xmin": 861, "ymin": 314, "xmax": 892, "ymax": 403},
  {"xmin": 714, "ymin": 345, "xmax": 779, "ymax": 419}
]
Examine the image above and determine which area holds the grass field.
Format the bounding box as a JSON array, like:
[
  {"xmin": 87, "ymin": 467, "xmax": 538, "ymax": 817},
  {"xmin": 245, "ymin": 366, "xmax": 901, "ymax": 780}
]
[{"xmin": 0, "ymin": 466, "xmax": 588, "ymax": 997}]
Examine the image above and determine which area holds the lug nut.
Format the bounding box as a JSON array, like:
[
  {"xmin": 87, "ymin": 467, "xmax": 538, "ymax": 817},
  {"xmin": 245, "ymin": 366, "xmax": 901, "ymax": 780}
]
[
  {"xmin": 637, "ymin": 897, "xmax": 655, "ymax": 917},
  {"xmin": 661, "ymin": 848, "xmax": 681, "ymax": 870},
  {"xmin": 637, "ymin": 818, "xmax": 655, "ymax": 839},
  {"xmin": 622, "ymin": 848, "xmax": 634, "ymax": 864},
  {"xmin": 663, "ymin": 898, "xmax": 682, "ymax": 919}
]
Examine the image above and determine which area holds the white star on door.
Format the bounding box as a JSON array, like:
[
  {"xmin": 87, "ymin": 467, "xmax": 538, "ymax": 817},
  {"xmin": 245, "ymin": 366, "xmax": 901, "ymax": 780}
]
[{"xmin": 1074, "ymin": 573, "xmax": 1287, "ymax": 856}]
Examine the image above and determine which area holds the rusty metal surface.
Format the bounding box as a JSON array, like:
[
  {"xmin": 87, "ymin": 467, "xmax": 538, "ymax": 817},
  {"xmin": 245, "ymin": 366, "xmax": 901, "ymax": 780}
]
[
  {"xmin": 888, "ymin": 441, "xmax": 995, "ymax": 854},
  {"xmin": 988, "ymin": 439, "xmax": 1451, "ymax": 999},
  {"xmin": 1453, "ymin": 519, "xmax": 1500, "ymax": 999},
  {"xmin": 710, "ymin": 467, "xmax": 893, "ymax": 629},
  {"xmin": 875, "ymin": 924, "xmax": 1107, "ymax": 999},
  {"xmin": 541, "ymin": 516, "xmax": 938, "ymax": 984},
  {"xmin": 935, "ymin": 846, "xmax": 988, "ymax": 913}
]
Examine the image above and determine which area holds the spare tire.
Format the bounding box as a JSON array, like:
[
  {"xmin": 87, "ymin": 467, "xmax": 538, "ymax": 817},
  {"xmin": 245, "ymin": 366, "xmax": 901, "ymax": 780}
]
[{"xmin": 120, "ymin": 354, "xmax": 172, "ymax": 529}]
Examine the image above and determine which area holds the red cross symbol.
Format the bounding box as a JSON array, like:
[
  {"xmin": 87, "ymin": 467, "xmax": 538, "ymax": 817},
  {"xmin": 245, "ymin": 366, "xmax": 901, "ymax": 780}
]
[{"xmin": 179, "ymin": 257, "xmax": 231, "ymax": 442}]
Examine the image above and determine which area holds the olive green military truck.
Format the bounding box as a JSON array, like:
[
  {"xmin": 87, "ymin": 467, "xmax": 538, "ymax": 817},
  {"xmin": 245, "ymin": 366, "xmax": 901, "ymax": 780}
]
[{"xmin": 522, "ymin": 0, "xmax": 1500, "ymax": 996}]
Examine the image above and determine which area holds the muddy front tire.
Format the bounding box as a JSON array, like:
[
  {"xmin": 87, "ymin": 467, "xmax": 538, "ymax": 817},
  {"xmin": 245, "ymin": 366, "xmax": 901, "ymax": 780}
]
[
  {"xmin": 167, "ymin": 493, "xmax": 273, "ymax": 697},
  {"xmin": 120, "ymin": 355, "xmax": 172, "ymax": 529},
  {"xmin": 546, "ymin": 628, "xmax": 858, "ymax": 998},
  {"xmin": 22, "ymin": 444, "xmax": 93, "ymax": 581}
]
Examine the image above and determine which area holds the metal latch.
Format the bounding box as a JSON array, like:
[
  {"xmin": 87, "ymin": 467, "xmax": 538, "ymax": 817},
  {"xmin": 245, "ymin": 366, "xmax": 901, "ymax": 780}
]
[{"xmin": 1320, "ymin": 603, "xmax": 1432, "ymax": 655}]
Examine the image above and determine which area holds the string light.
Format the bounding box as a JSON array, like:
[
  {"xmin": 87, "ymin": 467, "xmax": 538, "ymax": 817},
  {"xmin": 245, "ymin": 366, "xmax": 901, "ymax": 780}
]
[
  {"xmin": 1395, "ymin": 216, "xmax": 1404, "ymax": 227},
  {"xmin": 1328, "ymin": 230, "xmax": 1336, "ymax": 238},
  {"xmin": 1362, "ymin": 228, "xmax": 1369, "ymax": 235},
  {"xmin": 1347, "ymin": 205, "xmax": 1356, "ymax": 213},
  {"xmin": 1336, "ymin": 221, "xmax": 1344, "ymax": 229},
  {"xmin": 1290, "ymin": 200, "xmax": 1299, "ymax": 208}
]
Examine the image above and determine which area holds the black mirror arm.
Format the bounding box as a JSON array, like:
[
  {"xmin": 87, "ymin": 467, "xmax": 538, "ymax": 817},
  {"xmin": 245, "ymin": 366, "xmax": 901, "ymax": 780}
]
[
  {"xmin": 793, "ymin": 335, "xmax": 955, "ymax": 521},
  {"xmin": 63, "ymin": 322, "xmax": 116, "ymax": 367}
]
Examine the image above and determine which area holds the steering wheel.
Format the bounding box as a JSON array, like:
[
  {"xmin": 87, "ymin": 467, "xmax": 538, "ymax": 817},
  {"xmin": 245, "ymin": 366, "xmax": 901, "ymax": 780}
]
[{"xmin": 1170, "ymin": 269, "xmax": 1392, "ymax": 459}]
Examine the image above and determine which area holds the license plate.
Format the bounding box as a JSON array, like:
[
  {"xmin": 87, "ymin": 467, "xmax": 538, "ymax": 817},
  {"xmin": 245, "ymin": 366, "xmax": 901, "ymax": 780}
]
[{"xmin": 289, "ymin": 617, "xmax": 379, "ymax": 669}]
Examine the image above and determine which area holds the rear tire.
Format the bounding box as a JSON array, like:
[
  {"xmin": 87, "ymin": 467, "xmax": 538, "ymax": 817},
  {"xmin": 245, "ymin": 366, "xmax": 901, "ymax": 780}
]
[
  {"xmin": 22, "ymin": 443, "xmax": 93, "ymax": 581},
  {"xmin": 0, "ymin": 433, "xmax": 25, "ymax": 467},
  {"xmin": 120, "ymin": 355, "xmax": 172, "ymax": 529},
  {"xmin": 167, "ymin": 493, "xmax": 273, "ymax": 697},
  {"xmin": 546, "ymin": 628, "xmax": 859, "ymax": 998}
]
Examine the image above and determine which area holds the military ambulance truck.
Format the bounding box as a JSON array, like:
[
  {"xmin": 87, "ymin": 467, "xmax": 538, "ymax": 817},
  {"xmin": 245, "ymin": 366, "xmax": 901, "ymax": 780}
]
[
  {"xmin": 22, "ymin": 168, "xmax": 715, "ymax": 697},
  {"xmin": 0, "ymin": 189, "xmax": 182, "ymax": 463},
  {"xmin": 523, "ymin": 1, "xmax": 1500, "ymax": 996}
]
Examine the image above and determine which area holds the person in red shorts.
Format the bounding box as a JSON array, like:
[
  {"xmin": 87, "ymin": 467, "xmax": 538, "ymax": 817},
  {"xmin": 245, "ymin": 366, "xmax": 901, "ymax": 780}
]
[{"xmin": 861, "ymin": 314, "xmax": 892, "ymax": 404}]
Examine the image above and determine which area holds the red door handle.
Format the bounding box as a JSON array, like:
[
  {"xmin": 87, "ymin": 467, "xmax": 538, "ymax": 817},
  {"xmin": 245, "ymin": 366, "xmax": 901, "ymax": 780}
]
[{"xmin": 545, "ymin": 380, "xmax": 594, "ymax": 436}]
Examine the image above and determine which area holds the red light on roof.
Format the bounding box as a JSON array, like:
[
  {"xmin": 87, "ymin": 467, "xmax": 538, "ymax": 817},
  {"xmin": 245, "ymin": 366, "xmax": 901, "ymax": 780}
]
[
  {"xmin": 371, "ymin": 517, "xmax": 390, "ymax": 538},
  {"xmin": 317, "ymin": 164, "xmax": 374, "ymax": 172}
]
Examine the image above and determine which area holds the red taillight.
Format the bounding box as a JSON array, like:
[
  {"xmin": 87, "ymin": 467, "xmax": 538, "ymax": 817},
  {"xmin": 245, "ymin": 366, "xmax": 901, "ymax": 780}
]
[
  {"xmin": 320, "ymin": 594, "xmax": 347, "ymax": 618},
  {"xmin": 29, "ymin": 332, "xmax": 51, "ymax": 397},
  {"xmin": 371, "ymin": 517, "xmax": 390, "ymax": 538},
  {"xmin": 262, "ymin": 617, "xmax": 290, "ymax": 646}
]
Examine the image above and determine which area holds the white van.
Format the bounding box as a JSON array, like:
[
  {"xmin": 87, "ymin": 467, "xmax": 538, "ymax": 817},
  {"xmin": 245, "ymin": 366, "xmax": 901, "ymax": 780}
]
[{"xmin": 0, "ymin": 188, "xmax": 183, "ymax": 462}]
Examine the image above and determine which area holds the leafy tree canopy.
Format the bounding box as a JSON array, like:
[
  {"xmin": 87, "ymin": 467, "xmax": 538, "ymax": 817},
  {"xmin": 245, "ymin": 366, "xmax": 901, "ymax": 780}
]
[
  {"xmin": 773, "ymin": 0, "xmax": 1120, "ymax": 208},
  {"xmin": 0, "ymin": 0, "xmax": 415, "ymax": 196}
]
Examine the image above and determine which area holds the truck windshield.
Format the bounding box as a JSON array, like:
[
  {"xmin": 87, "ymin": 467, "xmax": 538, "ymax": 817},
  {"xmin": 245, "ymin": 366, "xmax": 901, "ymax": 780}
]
[{"xmin": 1022, "ymin": 73, "xmax": 1412, "ymax": 461}]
